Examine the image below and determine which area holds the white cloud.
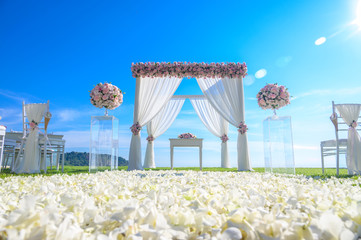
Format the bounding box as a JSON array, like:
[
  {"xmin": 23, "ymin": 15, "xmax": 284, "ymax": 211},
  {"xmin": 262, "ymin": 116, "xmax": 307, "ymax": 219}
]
[
  {"xmin": 56, "ymin": 109, "xmax": 81, "ymax": 122},
  {"xmin": 294, "ymin": 145, "xmax": 319, "ymax": 150},
  {"xmin": 293, "ymin": 86, "xmax": 361, "ymax": 100},
  {"xmin": 276, "ymin": 56, "xmax": 292, "ymax": 68},
  {"xmin": 0, "ymin": 89, "xmax": 43, "ymax": 103}
]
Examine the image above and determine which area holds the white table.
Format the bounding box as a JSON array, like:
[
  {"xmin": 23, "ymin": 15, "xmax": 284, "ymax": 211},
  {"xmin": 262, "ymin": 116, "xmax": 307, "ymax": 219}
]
[
  {"xmin": 6, "ymin": 131, "xmax": 66, "ymax": 172},
  {"xmin": 169, "ymin": 138, "xmax": 203, "ymax": 170}
]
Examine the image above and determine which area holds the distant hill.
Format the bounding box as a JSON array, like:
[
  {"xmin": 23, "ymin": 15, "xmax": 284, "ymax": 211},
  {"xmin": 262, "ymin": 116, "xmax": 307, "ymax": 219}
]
[{"xmin": 64, "ymin": 151, "xmax": 128, "ymax": 166}]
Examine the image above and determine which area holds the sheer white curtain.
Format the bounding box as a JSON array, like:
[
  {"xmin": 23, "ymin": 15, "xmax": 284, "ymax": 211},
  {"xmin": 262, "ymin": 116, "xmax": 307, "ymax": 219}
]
[
  {"xmin": 190, "ymin": 96, "xmax": 230, "ymax": 168},
  {"xmin": 197, "ymin": 77, "xmax": 251, "ymax": 171},
  {"xmin": 13, "ymin": 103, "xmax": 47, "ymax": 174},
  {"xmin": 128, "ymin": 76, "xmax": 182, "ymax": 170},
  {"xmin": 144, "ymin": 98, "xmax": 185, "ymax": 168},
  {"xmin": 336, "ymin": 104, "xmax": 361, "ymax": 175}
]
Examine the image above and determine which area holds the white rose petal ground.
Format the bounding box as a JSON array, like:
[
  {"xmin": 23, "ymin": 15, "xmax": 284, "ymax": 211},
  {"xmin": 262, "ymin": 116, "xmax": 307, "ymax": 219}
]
[{"xmin": 0, "ymin": 171, "xmax": 361, "ymax": 239}]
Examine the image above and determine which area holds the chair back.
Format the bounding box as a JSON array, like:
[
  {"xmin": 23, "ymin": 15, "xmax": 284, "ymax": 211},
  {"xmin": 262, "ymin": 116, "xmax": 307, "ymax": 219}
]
[
  {"xmin": 22, "ymin": 100, "xmax": 50, "ymax": 136},
  {"xmin": 331, "ymin": 101, "xmax": 361, "ymax": 147}
]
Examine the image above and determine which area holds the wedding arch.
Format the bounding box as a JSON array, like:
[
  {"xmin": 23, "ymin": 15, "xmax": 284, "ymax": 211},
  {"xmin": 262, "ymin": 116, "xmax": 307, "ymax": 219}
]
[{"xmin": 128, "ymin": 62, "xmax": 251, "ymax": 171}]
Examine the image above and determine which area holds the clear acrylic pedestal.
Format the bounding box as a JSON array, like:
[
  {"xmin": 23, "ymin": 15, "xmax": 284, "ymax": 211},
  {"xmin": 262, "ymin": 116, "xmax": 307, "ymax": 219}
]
[
  {"xmin": 263, "ymin": 115, "xmax": 295, "ymax": 174},
  {"xmin": 89, "ymin": 116, "xmax": 119, "ymax": 172}
]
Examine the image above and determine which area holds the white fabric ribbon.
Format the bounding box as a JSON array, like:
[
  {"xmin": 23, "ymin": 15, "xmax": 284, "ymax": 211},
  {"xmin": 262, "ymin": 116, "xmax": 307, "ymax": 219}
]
[{"xmin": 336, "ymin": 104, "xmax": 361, "ymax": 175}]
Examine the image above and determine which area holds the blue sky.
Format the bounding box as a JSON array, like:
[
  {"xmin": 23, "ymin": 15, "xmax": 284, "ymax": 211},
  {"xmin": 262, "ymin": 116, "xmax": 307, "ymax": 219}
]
[{"xmin": 1, "ymin": 0, "xmax": 361, "ymax": 168}]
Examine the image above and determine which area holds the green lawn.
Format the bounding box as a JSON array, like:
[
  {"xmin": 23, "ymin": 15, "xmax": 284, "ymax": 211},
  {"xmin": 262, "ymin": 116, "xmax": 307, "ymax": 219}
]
[{"xmin": 0, "ymin": 166, "xmax": 354, "ymax": 179}]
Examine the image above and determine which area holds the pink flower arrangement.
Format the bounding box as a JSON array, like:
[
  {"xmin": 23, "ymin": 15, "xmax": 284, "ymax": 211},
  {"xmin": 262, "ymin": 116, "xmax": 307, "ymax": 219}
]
[
  {"xmin": 29, "ymin": 120, "xmax": 38, "ymax": 131},
  {"xmin": 256, "ymin": 83, "xmax": 290, "ymax": 110},
  {"xmin": 238, "ymin": 122, "xmax": 248, "ymax": 135},
  {"xmin": 131, "ymin": 62, "xmax": 247, "ymax": 79},
  {"xmin": 178, "ymin": 133, "xmax": 196, "ymax": 139},
  {"xmin": 220, "ymin": 134, "xmax": 229, "ymax": 143},
  {"xmin": 351, "ymin": 120, "xmax": 358, "ymax": 128},
  {"xmin": 90, "ymin": 83, "xmax": 123, "ymax": 110},
  {"xmin": 130, "ymin": 122, "xmax": 142, "ymax": 135},
  {"xmin": 146, "ymin": 136, "xmax": 154, "ymax": 142}
]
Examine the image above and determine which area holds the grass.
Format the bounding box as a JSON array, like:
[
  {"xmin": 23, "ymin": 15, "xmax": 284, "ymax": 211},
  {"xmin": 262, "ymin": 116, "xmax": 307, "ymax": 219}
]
[{"xmin": 0, "ymin": 166, "xmax": 355, "ymax": 179}]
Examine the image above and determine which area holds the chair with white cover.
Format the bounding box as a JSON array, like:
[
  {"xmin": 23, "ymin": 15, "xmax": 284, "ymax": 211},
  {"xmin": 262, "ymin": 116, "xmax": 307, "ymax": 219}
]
[
  {"xmin": 0, "ymin": 125, "xmax": 6, "ymax": 171},
  {"xmin": 12, "ymin": 101, "xmax": 50, "ymax": 174},
  {"xmin": 321, "ymin": 101, "xmax": 361, "ymax": 175}
]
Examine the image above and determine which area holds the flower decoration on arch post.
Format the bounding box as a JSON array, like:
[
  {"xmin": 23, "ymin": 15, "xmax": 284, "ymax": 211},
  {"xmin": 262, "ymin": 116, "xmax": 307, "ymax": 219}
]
[
  {"xmin": 146, "ymin": 135, "xmax": 155, "ymax": 142},
  {"xmin": 220, "ymin": 134, "xmax": 229, "ymax": 143},
  {"xmin": 238, "ymin": 122, "xmax": 248, "ymax": 135},
  {"xmin": 130, "ymin": 122, "xmax": 142, "ymax": 135}
]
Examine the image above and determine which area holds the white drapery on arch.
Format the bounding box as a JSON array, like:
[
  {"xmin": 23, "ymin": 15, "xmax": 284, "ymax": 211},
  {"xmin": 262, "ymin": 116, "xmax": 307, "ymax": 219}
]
[
  {"xmin": 197, "ymin": 77, "xmax": 251, "ymax": 171},
  {"xmin": 144, "ymin": 98, "xmax": 185, "ymax": 168},
  {"xmin": 128, "ymin": 76, "xmax": 182, "ymax": 171},
  {"xmin": 336, "ymin": 104, "xmax": 361, "ymax": 175},
  {"xmin": 190, "ymin": 96, "xmax": 230, "ymax": 168}
]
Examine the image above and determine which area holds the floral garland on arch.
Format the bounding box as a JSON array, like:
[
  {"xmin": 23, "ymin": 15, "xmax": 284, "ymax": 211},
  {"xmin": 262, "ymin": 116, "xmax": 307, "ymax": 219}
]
[
  {"xmin": 131, "ymin": 62, "xmax": 247, "ymax": 79},
  {"xmin": 178, "ymin": 133, "xmax": 196, "ymax": 139},
  {"xmin": 90, "ymin": 83, "xmax": 123, "ymax": 110},
  {"xmin": 257, "ymin": 83, "xmax": 290, "ymax": 110}
]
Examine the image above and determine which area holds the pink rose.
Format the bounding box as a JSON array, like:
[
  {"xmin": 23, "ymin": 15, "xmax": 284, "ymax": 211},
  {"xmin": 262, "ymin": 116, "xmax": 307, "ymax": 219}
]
[
  {"xmin": 259, "ymin": 99, "xmax": 266, "ymax": 105},
  {"xmin": 269, "ymin": 93, "xmax": 277, "ymax": 99}
]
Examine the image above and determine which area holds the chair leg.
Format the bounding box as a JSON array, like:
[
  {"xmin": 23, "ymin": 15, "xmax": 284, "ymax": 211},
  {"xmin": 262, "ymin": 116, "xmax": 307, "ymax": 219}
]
[
  {"xmin": 321, "ymin": 145, "xmax": 325, "ymax": 174},
  {"xmin": 61, "ymin": 147, "xmax": 65, "ymax": 173},
  {"xmin": 50, "ymin": 153, "xmax": 53, "ymax": 170},
  {"xmin": 336, "ymin": 146, "xmax": 340, "ymax": 176},
  {"xmin": 56, "ymin": 149, "xmax": 60, "ymax": 171}
]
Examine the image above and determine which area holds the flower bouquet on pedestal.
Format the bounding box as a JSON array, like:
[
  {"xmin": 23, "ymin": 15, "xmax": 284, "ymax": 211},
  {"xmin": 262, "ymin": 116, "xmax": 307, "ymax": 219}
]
[
  {"xmin": 178, "ymin": 133, "xmax": 196, "ymax": 139},
  {"xmin": 258, "ymin": 83, "xmax": 294, "ymax": 174},
  {"xmin": 89, "ymin": 82, "xmax": 122, "ymax": 172},
  {"xmin": 90, "ymin": 83, "xmax": 123, "ymax": 116},
  {"xmin": 257, "ymin": 83, "xmax": 290, "ymax": 118}
]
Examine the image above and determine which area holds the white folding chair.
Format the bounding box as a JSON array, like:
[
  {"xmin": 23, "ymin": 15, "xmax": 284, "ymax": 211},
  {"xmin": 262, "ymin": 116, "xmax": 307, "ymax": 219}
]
[
  {"xmin": 40, "ymin": 135, "xmax": 66, "ymax": 172},
  {"xmin": 321, "ymin": 101, "xmax": 361, "ymax": 175},
  {"xmin": 1, "ymin": 138, "xmax": 16, "ymax": 171},
  {"xmin": 0, "ymin": 125, "xmax": 6, "ymax": 171}
]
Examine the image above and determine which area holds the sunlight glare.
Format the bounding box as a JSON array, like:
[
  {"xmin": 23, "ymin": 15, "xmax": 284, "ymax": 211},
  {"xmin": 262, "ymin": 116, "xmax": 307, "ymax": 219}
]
[
  {"xmin": 315, "ymin": 37, "xmax": 326, "ymax": 45},
  {"xmin": 356, "ymin": 0, "xmax": 361, "ymax": 28},
  {"xmin": 255, "ymin": 69, "xmax": 267, "ymax": 79}
]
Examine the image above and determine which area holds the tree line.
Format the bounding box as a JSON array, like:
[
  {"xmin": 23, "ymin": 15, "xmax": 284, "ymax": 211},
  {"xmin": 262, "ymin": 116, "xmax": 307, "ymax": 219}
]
[{"xmin": 64, "ymin": 152, "xmax": 128, "ymax": 166}]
